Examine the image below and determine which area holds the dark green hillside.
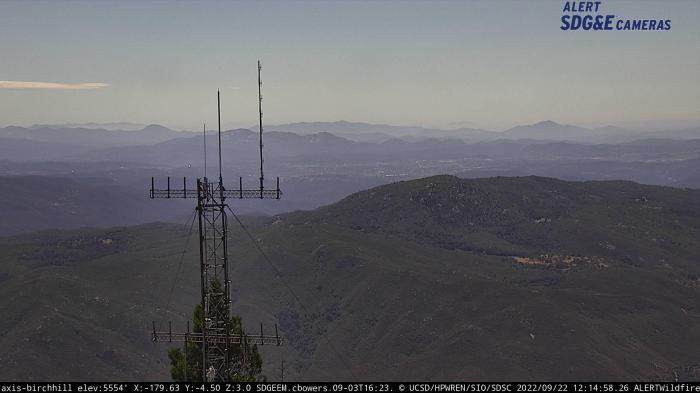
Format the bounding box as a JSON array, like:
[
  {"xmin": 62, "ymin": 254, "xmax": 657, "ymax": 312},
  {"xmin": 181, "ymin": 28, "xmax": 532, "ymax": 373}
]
[
  {"xmin": 0, "ymin": 176, "xmax": 189, "ymax": 236},
  {"xmin": 0, "ymin": 224, "xmax": 202, "ymax": 380},
  {"xmin": 307, "ymin": 175, "xmax": 700, "ymax": 266},
  {"xmin": 0, "ymin": 175, "xmax": 698, "ymax": 381},
  {"xmin": 251, "ymin": 177, "xmax": 700, "ymax": 380}
]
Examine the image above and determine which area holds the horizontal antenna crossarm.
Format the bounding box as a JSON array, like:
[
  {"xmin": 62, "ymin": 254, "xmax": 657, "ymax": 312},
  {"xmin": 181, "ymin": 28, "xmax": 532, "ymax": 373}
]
[
  {"xmin": 150, "ymin": 177, "xmax": 282, "ymax": 200},
  {"xmin": 150, "ymin": 189, "xmax": 281, "ymax": 199},
  {"xmin": 152, "ymin": 331, "xmax": 282, "ymax": 346}
]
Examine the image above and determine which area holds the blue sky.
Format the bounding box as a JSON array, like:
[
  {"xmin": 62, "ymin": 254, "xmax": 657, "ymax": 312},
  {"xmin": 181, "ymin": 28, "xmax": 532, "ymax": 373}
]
[{"xmin": 0, "ymin": 0, "xmax": 698, "ymax": 130}]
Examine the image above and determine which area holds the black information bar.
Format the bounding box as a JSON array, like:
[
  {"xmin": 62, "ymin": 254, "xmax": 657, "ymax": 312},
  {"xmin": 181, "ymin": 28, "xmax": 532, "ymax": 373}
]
[{"xmin": 0, "ymin": 383, "xmax": 698, "ymax": 393}]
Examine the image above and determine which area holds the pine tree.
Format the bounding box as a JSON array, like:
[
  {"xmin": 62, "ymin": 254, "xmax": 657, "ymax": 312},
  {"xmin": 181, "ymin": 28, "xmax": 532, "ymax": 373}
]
[{"xmin": 168, "ymin": 281, "xmax": 264, "ymax": 382}]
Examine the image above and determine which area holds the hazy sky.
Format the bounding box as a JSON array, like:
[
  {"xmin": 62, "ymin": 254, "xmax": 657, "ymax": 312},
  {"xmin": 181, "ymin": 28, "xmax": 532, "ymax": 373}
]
[{"xmin": 0, "ymin": 0, "xmax": 698, "ymax": 130}]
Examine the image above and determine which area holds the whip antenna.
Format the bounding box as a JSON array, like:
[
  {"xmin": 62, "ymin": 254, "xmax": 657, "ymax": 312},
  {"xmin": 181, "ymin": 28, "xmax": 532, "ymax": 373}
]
[
  {"xmin": 258, "ymin": 60, "xmax": 264, "ymax": 195},
  {"xmin": 217, "ymin": 90, "xmax": 222, "ymax": 183}
]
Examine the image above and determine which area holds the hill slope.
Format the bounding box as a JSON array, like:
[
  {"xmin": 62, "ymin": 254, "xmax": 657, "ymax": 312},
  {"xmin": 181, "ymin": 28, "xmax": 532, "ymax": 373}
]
[
  {"xmin": 0, "ymin": 176, "xmax": 191, "ymax": 236},
  {"xmin": 0, "ymin": 176, "xmax": 699, "ymax": 381}
]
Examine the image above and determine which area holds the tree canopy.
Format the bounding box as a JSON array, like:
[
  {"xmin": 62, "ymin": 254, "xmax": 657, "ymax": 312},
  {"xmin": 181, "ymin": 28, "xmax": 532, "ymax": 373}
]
[{"xmin": 168, "ymin": 281, "xmax": 264, "ymax": 382}]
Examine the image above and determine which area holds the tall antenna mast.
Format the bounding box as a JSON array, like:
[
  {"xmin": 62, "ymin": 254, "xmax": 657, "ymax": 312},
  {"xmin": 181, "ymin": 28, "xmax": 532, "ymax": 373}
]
[
  {"xmin": 217, "ymin": 90, "xmax": 223, "ymax": 183},
  {"xmin": 203, "ymin": 123, "xmax": 207, "ymax": 178},
  {"xmin": 258, "ymin": 60, "xmax": 264, "ymax": 195}
]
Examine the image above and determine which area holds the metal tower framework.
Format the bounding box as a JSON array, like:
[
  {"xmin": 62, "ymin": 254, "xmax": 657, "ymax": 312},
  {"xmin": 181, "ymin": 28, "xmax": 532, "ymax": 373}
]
[{"xmin": 150, "ymin": 61, "xmax": 282, "ymax": 382}]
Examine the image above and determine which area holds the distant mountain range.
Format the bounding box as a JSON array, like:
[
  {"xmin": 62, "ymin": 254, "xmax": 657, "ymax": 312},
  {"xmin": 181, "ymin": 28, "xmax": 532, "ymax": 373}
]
[
  {"xmin": 1, "ymin": 120, "xmax": 698, "ymax": 237},
  {"xmin": 259, "ymin": 120, "xmax": 700, "ymax": 143},
  {"xmin": 2, "ymin": 120, "xmax": 699, "ymax": 164},
  {"xmin": 256, "ymin": 120, "xmax": 496, "ymax": 142},
  {"xmin": 2, "ymin": 120, "xmax": 698, "ymax": 151},
  {"xmin": 65, "ymin": 129, "xmax": 700, "ymax": 169},
  {"xmin": 0, "ymin": 124, "xmax": 189, "ymax": 161},
  {"xmin": 30, "ymin": 122, "xmax": 149, "ymax": 131},
  {"xmin": 1, "ymin": 121, "xmax": 698, "ymax": 229},
  {"xmin": 0, "ymin": 124, "xmax": 185, "ymax": 149}
]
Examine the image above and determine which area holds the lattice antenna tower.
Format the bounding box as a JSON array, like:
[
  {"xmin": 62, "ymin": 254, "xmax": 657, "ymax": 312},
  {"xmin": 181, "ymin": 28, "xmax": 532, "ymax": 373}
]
[{"xmin": 150, "ymin": 61, "xmax": 282, "ymax": 382}]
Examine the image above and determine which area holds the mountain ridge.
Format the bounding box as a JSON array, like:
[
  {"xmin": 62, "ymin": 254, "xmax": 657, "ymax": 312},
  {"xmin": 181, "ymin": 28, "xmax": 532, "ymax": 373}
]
[
  {"xmin": 3, "ymin": 121, "xmax": 699, "ymax": 149},
  {"xmin": 1, "ymin": 174, "xmax": 698, "ymax": 380}
]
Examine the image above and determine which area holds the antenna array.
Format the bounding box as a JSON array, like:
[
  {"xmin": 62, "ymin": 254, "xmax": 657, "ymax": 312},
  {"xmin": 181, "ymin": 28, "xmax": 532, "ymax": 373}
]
[{"xmin": 150, "ymin": 61, "xmax": 282, "ymax": 382}]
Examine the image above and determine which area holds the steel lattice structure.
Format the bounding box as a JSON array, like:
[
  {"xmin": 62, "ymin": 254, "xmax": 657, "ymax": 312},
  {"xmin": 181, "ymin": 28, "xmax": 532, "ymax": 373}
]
[{"xmin": 150, "ymin": 61, "xmax": 282, "ymax": 382}]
